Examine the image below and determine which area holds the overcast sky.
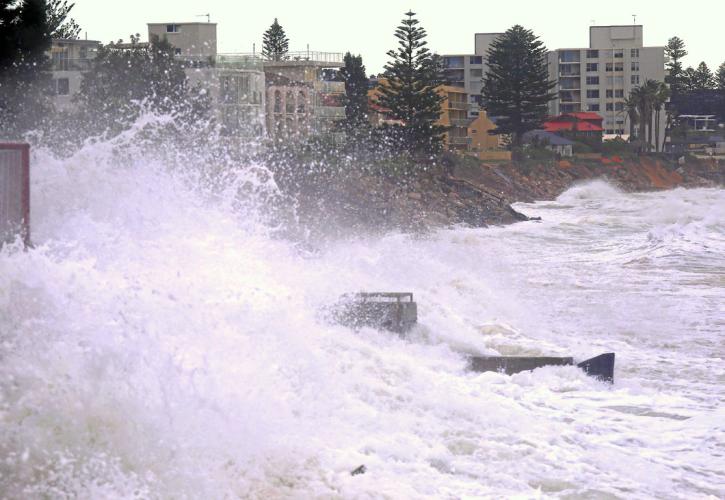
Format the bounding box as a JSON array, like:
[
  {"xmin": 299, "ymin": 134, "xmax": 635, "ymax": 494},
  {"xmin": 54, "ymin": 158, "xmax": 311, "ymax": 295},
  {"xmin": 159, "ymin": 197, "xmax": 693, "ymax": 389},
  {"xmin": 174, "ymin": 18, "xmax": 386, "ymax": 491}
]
[{"xmin": 71, "ymin": 0, "xmax": 724, "ymax": 74}]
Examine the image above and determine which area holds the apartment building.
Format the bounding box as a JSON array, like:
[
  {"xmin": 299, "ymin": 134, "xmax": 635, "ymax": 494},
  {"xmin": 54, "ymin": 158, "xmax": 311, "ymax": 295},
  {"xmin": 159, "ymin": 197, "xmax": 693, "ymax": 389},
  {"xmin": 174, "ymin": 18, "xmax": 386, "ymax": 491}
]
[
  {"xmin": 149, "ymin": 22, "xmax": 266, "ymax": 138},
  {"xmin": 438, "ymin": 85, "xmax": 471, "ymax": 152},
  {"xmin": 148, "ymin": 22, "xmax": 217, "ymax": 57},
  {"xmin": 48, "ymin": 38, "xmax": 101, "ymax": 110},
  {"xmin": 547, "ymin": 25, "xmax": 666, "ymax": 140},
  {"xmin": 263, "ymin": 52, "xmax": 345, "ymax": 141},
  {"xmin": 442, "ymin": 33, "xmax": 502, "ymax": 118}
]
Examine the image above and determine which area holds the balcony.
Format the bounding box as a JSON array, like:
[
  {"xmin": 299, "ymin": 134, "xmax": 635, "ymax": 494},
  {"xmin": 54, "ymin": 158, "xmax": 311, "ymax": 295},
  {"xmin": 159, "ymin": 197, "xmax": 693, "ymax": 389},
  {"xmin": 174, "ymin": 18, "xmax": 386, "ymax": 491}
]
[
  {"xmin": 51, "ymin": 58, "xmax": 94, "ymax": 72},
  {"xmin": 559, "ymin": 66, "xmax": 581, "ymax": 77},
  {"xmin": 450, "ymin": 118, "xmax": 471, "ymax": 127},
  {"xmin": 448, "ymin": 137, "xmax": 471, "ymax": 145},
  {"xmin": 448, "ymin": 101, "xmax": 468, "ymax": 111}
]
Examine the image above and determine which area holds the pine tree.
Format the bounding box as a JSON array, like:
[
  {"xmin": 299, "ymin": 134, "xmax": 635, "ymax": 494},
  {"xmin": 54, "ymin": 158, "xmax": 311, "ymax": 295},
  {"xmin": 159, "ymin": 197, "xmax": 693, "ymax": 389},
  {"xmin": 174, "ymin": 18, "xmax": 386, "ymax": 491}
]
[
  {"xmin": 665, "ymin": 37, "xmax": 687, "ymax": 96},
  {"xmin": 481, "ymin": 25, "xmax": 556, "ymax": 149},
  {"xmin": 46, "ymin": 0, "xmax": 81, "ymax": 39},
  {"xmin": 339, "ymin": 52, "xmax": 369, "ymax": 132},
  {"xmin": 0, "ymin": 0, "xmax": 53, "ymax": 137},
  {"xmin": 716, "ymin": 62, "xmax": 725, "ymax": 90},
  {"xmin": 692, "ymin": 61, "xmax": 714, "ymax": 90},
  {"xmin": 261, "ymin": 18, "xmax": 289, "ymax": 62},
  {"xmin": 376, "ymin": 10, "xmax": 446, "ymax": 157},
  {"xmin": 681, "ymin": 66, "xmax": 697, "ymax": 92}
]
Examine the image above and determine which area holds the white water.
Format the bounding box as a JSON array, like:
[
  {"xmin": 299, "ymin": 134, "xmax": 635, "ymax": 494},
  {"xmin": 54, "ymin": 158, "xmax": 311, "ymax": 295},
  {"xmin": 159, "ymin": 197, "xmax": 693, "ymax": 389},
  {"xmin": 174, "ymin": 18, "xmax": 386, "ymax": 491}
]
[{"xmin": 1, "ymin": 142, "xmax": 724, "ymax": 499}]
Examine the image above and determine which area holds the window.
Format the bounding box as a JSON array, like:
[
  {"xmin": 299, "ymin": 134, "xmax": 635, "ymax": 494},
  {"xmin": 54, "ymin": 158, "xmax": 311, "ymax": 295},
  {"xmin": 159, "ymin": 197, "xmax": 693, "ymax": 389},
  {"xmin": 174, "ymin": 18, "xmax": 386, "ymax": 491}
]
[
  {"xmin": 174, "ymin": 48, "xmax": 182, "ymax": 56},
  {"xmin": 470, "ymin": 68, "xmax": 482, "ymax": 77},
  {"xmin": 588, "ymin": 103, "xmax": 600, "ymax": 111},
  {"xmin": 614, "ymin": 49, "xmax": 624, "ymax": 58},
  {"xmin": 606, "ymin": 129, "xmax": 615, "ymax": 134},
  {"xmin": 606, "ymin": 103, "xmax": 614, "ymax": 111},
  {"xmin": 586, "ymin": 63, "xmax": 598, "ymax": 72},
  {"xmin": 587, "ymin": 50, "xmax": 599, "ymax": 59},
  {"xmin": 615, "ymin": 102, "xmax": 624, "ymax": 111},
  {"xmin": 561, "ymin": 103, "xmax": 580, "ymax": 113},
  {"xmin": 559, "ymin": 50, "xmax": 580, "ymax": 63},
  {"xmin": 586, "ymin": 76, "xmax": 600, "ymax": 85},
  {"xmin": 444, "ymin": 56, "xmax": 464, "ymax": 69},
  {"xmin": 166, "ymin": 24, "xmax": 179, "ymax": 33},
  {"xmin": 469, "ymin": 56, "xmax": 482, "ymax": 65},
  {"xmin": 631, "ymin": 75, "xmax": 640, "ymax": 85},
  {"xmin": 631, "ymin": 48, "xmax": 639, "ymax": 58},
  {"xmin": 631, "ymin": 61, "xmax": 639, "ymax": 71},
  {"xmin": 586, "ymin": 89, "xmax": 600, "ymax": 98},
  {"xmin": 606, "ymin": 62, "xmax": 624, "ymax": 72},
  {"xmin": 56, "ymin": 78, "xmax": 69, "ymax": 95},
  {"xmin": 615, "ymin": 89, "xmax": 624, "ymax": 98}
]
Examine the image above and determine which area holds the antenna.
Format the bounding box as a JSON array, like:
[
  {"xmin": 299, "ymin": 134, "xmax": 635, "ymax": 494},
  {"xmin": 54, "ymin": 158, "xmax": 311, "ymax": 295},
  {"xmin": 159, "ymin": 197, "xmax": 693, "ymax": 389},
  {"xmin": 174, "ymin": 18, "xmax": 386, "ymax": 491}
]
[
  {"xmin": 632, "ymin": 14, "xmax": 637, "ymax": 24},
  {"xmin": 197, "ymin": 13, "xmax": 211, "ymax": 23}
]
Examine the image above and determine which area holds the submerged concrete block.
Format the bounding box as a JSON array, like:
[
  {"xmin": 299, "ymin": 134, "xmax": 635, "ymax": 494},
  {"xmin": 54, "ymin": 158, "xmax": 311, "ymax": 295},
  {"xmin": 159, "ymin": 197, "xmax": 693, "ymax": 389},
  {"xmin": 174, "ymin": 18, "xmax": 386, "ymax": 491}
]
[
  {"xmin": 470, "ymin": 353, "xmax": 615, "ymax": 382},
  {"xmin": 333, "ymin": 292, "xmax": 417, "ymax": 334}
]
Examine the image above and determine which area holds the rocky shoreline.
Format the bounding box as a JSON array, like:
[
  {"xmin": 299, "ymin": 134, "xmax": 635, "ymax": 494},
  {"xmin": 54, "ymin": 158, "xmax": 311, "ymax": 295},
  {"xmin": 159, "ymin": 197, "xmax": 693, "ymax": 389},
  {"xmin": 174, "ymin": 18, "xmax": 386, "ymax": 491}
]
[{"xmin": 283, "ymin": 156, "xmax": 723, "ymax": 238}]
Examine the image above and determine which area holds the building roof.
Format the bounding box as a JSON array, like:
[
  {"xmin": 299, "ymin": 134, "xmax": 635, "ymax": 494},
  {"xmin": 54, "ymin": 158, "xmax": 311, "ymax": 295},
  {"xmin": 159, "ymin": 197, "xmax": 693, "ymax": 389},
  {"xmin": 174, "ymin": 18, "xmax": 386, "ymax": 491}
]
[{"xmin": 544, "ymin": 121, "xmax": 603, "ymax": 132}]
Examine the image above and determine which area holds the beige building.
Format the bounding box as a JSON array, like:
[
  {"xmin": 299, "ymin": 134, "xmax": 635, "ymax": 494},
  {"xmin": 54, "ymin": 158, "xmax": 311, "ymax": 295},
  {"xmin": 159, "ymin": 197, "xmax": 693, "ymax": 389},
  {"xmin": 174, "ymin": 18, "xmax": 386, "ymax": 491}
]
[
  {"xmin": 263, "ymin": 52, "xmax": 345, "ymax": 141},
  {"xmin": 48, "ymin": 39, "xmax": 101, "ymax": 110},
  {"xmin": 547, "ymin": 25, "xmax": 666, "ymax": 142},
  {"xmin": 442, "ymin": 33, "xmax": 503, "ymax": 118},
  {"xmin": 147, "ymin": 22, "xmax": 217, "ymax": 57}
]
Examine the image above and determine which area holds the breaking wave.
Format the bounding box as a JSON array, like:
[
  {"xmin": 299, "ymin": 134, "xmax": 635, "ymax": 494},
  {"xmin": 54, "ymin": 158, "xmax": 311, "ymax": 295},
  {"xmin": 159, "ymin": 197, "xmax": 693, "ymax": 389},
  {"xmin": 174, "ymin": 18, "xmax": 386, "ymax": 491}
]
[{"xmin": 1, "ymin": 132, "xmax": 723, "ymax": 498}]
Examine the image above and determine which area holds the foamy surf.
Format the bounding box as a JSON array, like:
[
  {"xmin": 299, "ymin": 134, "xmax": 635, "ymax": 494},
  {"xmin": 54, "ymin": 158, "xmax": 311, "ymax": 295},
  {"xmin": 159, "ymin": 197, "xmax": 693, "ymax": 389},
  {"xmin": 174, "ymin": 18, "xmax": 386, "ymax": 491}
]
[{"xmin": 1, "ymin": 139, "xmax": 723, "ymax": 498}]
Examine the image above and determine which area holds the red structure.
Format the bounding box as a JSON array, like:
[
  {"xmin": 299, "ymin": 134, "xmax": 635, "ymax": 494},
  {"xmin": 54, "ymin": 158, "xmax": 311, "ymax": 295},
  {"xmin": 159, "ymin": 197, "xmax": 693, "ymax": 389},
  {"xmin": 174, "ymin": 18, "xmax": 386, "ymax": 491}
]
[
  {"xmin": 0, "ymin": 143, "xmax": 30, "ymax": 246},
  {"xmin": 544, "ymin": 112, "xmax": 604, "ymax": 141}
]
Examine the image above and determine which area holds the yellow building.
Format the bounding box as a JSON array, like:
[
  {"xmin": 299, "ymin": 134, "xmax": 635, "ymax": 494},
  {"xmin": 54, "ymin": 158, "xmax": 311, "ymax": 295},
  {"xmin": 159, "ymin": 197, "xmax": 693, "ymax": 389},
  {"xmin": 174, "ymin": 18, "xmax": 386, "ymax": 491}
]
[
  {"xmin": 368, "ymin": 81, "xmax": 504, "ymax": 156},
  {"xmin": 437, "ymin": 85, "xmax": 470, "ymax": 152}
]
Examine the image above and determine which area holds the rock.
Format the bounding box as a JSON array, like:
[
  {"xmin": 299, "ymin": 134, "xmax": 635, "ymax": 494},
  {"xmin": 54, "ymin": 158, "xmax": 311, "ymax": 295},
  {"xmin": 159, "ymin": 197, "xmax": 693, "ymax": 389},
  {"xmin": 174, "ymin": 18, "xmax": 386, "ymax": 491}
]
[
  {"xmin": 351, "ymin": 465, "xmax": 367, "ymax": 476},
  {"xmin": 407, "ymin": 192, "xmax": 422, "ymax": 200}
]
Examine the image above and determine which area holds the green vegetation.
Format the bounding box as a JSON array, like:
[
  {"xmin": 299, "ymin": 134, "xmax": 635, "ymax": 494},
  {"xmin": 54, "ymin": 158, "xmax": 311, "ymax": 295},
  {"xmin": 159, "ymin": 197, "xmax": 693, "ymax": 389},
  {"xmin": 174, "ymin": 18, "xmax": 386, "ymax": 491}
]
[
  {"xmin": 46, "ymin": 0, "xmax": 80, "ymax": 39},
  {"xmin": 375, "ymin": 10, "xmax": 446, "ymax": 158},
  {"xmin": 0, "ymin": 0, "xmax": 52, "ymax": 136},
  {"xmin": 338, "ymin": 52, "xmax": 370, "ymax": 142},
  {"xmin": 481, "ymin": 25, "xmax": 556, "ymax": 152},
  {"xmin": 261, "ymin": 18, "xmax": 289, "ymax": 62}
]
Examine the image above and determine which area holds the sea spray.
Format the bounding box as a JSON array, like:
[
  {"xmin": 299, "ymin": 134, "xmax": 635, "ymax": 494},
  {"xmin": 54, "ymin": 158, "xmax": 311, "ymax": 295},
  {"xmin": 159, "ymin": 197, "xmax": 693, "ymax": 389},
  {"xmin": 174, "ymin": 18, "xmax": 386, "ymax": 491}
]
[{"xmin": 1, "ymin": 126, "xmax": 724, "ymax": 497}]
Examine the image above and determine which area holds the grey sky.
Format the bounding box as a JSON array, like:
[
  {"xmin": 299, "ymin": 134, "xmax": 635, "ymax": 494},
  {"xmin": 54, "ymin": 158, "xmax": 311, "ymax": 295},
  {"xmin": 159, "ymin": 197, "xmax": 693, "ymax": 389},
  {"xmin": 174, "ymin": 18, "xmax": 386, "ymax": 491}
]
[{"xmin": 72, "ymin": 0, "xmax": 724, "ymax": 74}]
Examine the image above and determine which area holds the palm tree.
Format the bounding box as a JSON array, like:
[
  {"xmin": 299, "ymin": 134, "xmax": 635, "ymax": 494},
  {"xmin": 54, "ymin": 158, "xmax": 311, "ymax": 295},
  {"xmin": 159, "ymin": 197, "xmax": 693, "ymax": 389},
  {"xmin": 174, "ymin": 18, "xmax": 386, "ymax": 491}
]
[
  {"xmin": 630, "ymin": 80, "xmax": 660, "ymax": 153},
  {"xmin": 624, "ymin": 95, "xmax": 639, "ymax": 140},
  {"xmin": 653, "ymin": 82, "xmax": 670, "ymax": 152}
]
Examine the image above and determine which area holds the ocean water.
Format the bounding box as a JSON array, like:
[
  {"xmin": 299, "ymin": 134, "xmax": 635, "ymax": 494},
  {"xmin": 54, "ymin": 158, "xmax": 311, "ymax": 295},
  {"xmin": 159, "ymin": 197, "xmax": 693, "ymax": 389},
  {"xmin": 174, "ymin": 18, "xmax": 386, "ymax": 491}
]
[{"xmin": 1, "ymin": 141, "xmax": 723, "ymax": 499}]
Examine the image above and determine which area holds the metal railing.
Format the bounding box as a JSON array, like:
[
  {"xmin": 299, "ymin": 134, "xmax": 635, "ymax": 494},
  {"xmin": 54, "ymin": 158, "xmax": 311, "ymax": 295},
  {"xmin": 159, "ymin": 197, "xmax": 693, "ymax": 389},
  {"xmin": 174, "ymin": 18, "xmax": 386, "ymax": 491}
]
[
  {"xmin": 51, "ymin": 58, "xmax": 94, "ymax": 71},
  {"xmin": 243, "ymin": 51, "xmax": 343, "ymax": 65},
  {"xmin": 177, "ymin": 54, "xmax": 264, "ymax": 71},
  {"xmin": 450, "ymin": 118, "xmax": 471, "ymax": 127},
  {"xmin": 448, "ymin": 137, "xmax": 471, "ymax": 145},
  {"xmin": 448, "ymin": 101, "xmax": 468, "ymax": 110}
]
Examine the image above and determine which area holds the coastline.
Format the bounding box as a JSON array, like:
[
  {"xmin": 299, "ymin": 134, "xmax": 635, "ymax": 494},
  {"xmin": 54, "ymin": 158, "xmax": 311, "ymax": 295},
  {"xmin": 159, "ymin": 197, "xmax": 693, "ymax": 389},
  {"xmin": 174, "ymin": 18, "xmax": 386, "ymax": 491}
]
[{"xmin": 284, "ymin": 156, "xmax": 724, "ymax": 238}]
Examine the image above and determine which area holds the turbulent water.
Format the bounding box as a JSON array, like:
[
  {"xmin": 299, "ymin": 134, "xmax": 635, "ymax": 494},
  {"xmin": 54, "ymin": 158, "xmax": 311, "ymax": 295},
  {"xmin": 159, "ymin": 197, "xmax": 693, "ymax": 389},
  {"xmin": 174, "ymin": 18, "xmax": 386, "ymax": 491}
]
[{"xmin": 1, "ymin": 140, "xmax": 724, "ymax": 499}]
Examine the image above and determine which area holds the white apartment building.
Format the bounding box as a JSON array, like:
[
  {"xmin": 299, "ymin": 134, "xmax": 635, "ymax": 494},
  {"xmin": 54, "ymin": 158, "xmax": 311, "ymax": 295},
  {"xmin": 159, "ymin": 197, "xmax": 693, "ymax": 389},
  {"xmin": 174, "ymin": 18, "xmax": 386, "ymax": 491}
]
[
  {"xmin": 547, "ymin": 25, "xmax": 666, "ymax": 139},
  {"xmin": 149, "ymin": 22, "xmax": 266, "ymax": 138},
  {"xmin": 49, "ymin": 38, "xmax": 101, "ymax": 110},
  {"xmin": 442, "ymin": 33, "xmax": 502, "ymax": 118}
]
